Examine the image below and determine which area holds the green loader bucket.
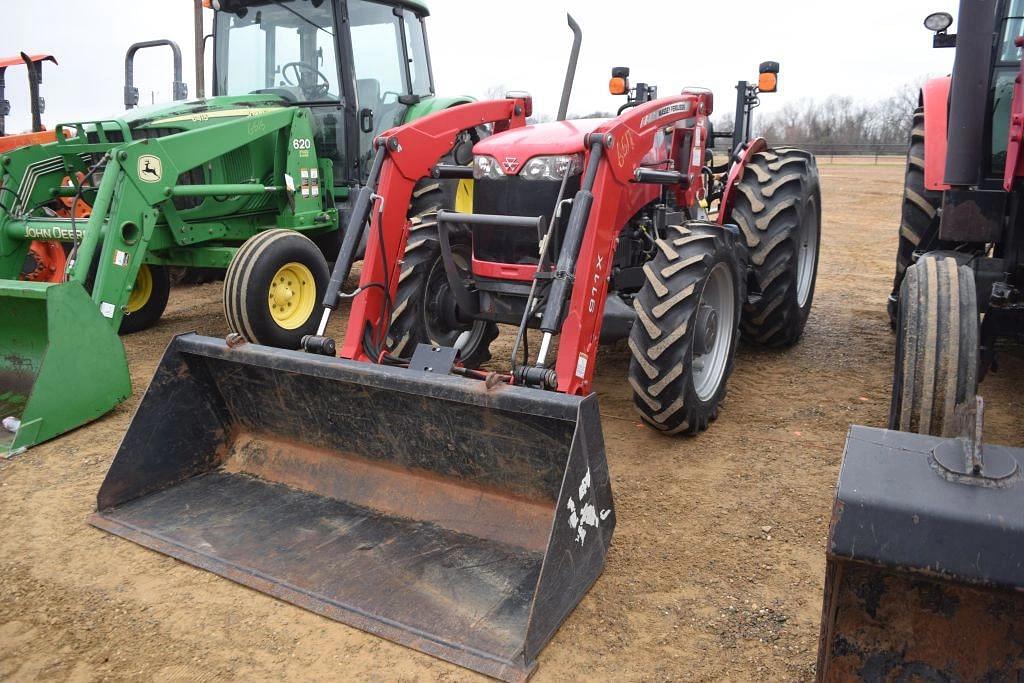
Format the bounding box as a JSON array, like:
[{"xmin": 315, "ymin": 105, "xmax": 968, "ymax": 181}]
[
  {"xmin": 91, "ymin": 334, "xmax": 615, "ymax": 681},
  {"xmin": 0, "ymin": 280, "xmax": 130, "ymax": 457}
]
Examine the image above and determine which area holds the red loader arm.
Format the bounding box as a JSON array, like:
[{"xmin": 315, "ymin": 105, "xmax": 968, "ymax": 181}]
[
  {"xmin": 556, "ymin": 91, "xmax": 713, "ymax": 395},
  {"xmin": 1006, "ymin": 37, "xmax": 1024, "ymax": 191},
  {"xmin": 340, "ymin": 99, "xmax": 528, "ymax": 361}
]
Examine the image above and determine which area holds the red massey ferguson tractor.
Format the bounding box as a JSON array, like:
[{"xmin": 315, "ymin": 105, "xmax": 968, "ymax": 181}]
[
  {"xmin": 91, "ymin": 26, "xmax": 820, "ymax": 681},
  {"xmin": 818, "ymin": 2, "xmax": 1024, "ymax": 679},
  {"xmin": 315, "ymin": 58, "xmax": 822, "ymax": 435},
  {"xmin": 888, "ymin": 0, "xmax": 1024, "ymax": 432}
]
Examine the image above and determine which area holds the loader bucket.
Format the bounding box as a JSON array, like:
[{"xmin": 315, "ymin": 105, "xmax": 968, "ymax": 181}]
[
  {"xmin": 817, "ymin": 426, "xmax": 1024, "ymax": 681},
  {"xmin": 91, "ymin": 334, "xmax": 614, "ymax": 682},
  {"xmin": 1, "ymin": 280, "xmax": 130, "ymax": 457}
]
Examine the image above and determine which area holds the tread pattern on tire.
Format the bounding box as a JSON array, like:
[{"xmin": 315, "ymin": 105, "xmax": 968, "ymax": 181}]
[
  {"xmin": 386, "ymin": 177, "xmax": 498, "ymax": 368},
  {"xmin": 728, "ymin": 147, "xmax": 820, "ymax": 347},
  {"xmin": 892, "ymin": 108, "xmax": 945, "ymax": 303},
  {"xmin": 628, "ymin": 222, "xmax": 743, "ymax": 435},
  {"xmin": 890, "ymin": 254, "xmax": 978, "ymax": 436},
  {"xmin": 224, "ymin": 229, "xmax": 327, "ymax": 348}
]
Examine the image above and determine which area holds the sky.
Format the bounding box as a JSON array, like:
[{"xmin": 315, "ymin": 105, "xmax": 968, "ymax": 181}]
[{"xmin": 0, "ymin": 0, "xmax": 961, "ymax": 132}]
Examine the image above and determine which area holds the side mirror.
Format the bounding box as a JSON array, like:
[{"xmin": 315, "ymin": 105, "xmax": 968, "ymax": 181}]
[
  {"xmin": 758, "ymin": 61, "xmax": 779, "ymax": 94},
  {"xmin": 610, "ymin": 66, "xmax": 630, "ymax": 96}
]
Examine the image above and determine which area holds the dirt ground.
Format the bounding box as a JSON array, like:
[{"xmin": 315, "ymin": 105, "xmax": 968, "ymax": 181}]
[{"xmin": 2, "ymin": 164, "xmax": 1022, "ymax": 682}]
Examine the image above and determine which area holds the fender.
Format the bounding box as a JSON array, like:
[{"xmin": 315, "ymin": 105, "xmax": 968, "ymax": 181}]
[
  {"xmin": 718, "ymin": 137, "xmax": 768, "ymax": 223},
  {"xmin": 401, "ymin": 95, "xmax": 476, "ymax": 123},
  {"xmin": 0, "ymin": 129, "xmax": 59, "ymax": 154},
  {"xmin": 922, "ymin": 75, "xmax": 952, "ymax": 191}
]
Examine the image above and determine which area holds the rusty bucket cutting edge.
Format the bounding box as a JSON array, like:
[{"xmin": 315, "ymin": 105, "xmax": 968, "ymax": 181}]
[
  {"xmin": 90, "ymin": 333, "xmax": 615, "ymax": 682},
  {"xmin": 816, "ymin": 425, "xmax": 1024, "ymax": 681}
]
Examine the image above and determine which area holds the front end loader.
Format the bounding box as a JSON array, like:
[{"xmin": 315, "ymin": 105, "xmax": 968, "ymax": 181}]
[
  {"xmin": 91, "ymin": 17, "xmax": 819, "ymax": 681},
  {"xmin": 0, "ymin": 102, "xmax": 336, "ymax": 456},
  {"xmin": 818, "ymin": 1, "xmax": 1024, "ymax": 677},
  {"xmin": 1, "ymin": 0, "xmax": 485, "ymax": 455}
]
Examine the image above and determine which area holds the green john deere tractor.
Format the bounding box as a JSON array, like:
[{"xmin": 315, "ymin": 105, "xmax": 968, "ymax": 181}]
[{"xmin": 0, "ymin": 0, "xmax": 476, "ymax": 456}]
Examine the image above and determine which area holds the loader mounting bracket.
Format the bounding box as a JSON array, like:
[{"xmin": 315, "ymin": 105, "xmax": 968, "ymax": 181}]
[
  {"xmin": 930, "ymin": 396, "xmax": 1020, "ymax": 484},
  {"xmin": 408, "ymin": 343, "xmax": 457, "ymax": 374}
]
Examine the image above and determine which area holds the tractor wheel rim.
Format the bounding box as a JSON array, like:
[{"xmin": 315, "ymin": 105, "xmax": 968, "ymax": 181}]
[
  {"xmin": 796, "ymin": 199, "xmax": 818, "ymax": 307},
  {"xmin": 692, "ymin": 262, "xmax": 735, "ymax": 402},
  {"xmin": 21, "ymin": 240, "xmax": 67, "ymax": 283},
  {"xmin": 126, "ymin": 264, "xmax": 154, "ymax": 313},
  {"xmin": 268, "ymin": 262, "xmax": 316, "ymax": 330},
  {"xmin": 424, "ymin": 246, "xmax": 487, "ymax": 351}
]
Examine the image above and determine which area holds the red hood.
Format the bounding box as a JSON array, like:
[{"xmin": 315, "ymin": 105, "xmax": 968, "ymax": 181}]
[{"xmin": 473, "ymin": 118, "xmax": 608, "ymax": 173}]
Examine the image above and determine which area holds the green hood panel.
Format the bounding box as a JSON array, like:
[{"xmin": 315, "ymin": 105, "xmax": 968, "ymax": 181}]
[
  {"xmin": 119, "ymin": 95, "xmax": 289, "ymax": 130},
  {"xmin": 403, "ymin": 96, "xmax": 476, "ymax": 123}
]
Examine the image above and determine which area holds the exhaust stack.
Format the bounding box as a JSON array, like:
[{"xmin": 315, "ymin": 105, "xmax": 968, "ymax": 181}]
[{"xmin": 557, "ymin": 14, "xmax": 582, "ymax": 121}]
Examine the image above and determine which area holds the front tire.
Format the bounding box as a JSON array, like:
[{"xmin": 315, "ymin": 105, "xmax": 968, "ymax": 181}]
[
  {"xmin": 386, "ymin": 180, "xmax": 498, "ymax": 368},
  {"xmin": 224, "ymin": 230, "xmax": 329, "ymax": 349},
  {"xmin": 889, "ymin": 253, "xmax": 978, "ymax": 436},
  {"xmin": 729, "ymin": 147, "xmax": 821, "ymax": 347},
  {"xmin": 628, "ymin": 222, "xmax": 745, "ymax": 435},
  {"xmin": 119, "ymin": 264, "xmax": 170, "ymax": 334}
]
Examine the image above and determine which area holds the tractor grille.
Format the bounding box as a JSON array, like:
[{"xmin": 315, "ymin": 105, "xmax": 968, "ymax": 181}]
[{"xmin": 472, "ymin": 176, "xmax": 578, "ymax": 265}]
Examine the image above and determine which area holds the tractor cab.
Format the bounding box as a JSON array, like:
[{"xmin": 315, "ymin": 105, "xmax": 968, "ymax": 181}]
[
  {"xmin": 210, "ymin": 0, "xmax": 436, "ymax": 184},
  {"xmin": 924, "ymin": 0, "xmax": 1024, "ymax": 179}
]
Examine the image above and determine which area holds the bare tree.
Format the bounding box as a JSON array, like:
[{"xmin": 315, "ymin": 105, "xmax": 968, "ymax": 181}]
[{"xmin": 711, "ymin": 79, "xmax": 927, "ymax": 149}]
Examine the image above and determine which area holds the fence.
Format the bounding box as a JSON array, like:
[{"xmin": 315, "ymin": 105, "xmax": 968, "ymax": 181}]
[{"xmin": 712, "ymin": 141, "xmax": 905, "ymax": 165}]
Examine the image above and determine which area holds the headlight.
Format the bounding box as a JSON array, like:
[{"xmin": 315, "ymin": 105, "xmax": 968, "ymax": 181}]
[
  {"xmin": 473, "ymin": 155, "xmax": 505, "ymax": 180},
  {"xmin": 520, "ymin": 154, "xmax": 584, "ymax": 181}
]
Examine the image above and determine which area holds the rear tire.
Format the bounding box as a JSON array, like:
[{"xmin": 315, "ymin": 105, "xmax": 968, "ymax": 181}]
[
  {"xmin": 119, "ymin": 264, "xmax": 171, "ymax": 334},
  {"xmin": 889, "ymin": 253, "xmax": 978, "ymax": 437},
  {"xmin": 729, "ymin": 147, "xmax": 821, "ymax": 347},
  {"xmin": 224, "ymin": 230, "xmax": 329, "ymax": 349},
  {"xmin": 628, "ymin": 222, "xmax": 744, "ymax": 435},
  {"xmin": 889, "ymin": 107, "xmax": 947, "ymax": 327}
]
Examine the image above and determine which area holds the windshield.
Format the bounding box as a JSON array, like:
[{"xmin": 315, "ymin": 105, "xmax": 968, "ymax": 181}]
[
  {"xmin": 214, "ymin": 0, "xmax": 341, "ymax": 103},
  {"xmin": 348, "ymin": 1, "xmax": 433, "ymax": 99},
  {"xmin": 998, "ymin": 0, "xmax": 1024, "ymax": 63}
]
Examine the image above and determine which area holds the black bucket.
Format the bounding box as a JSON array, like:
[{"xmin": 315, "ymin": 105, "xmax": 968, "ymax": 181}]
[
  {"xmin": 91, "ymin": 334, "xmax": 614, "ymax": 681},
  {"xmin": 817, "ymin": 425, "xmax": 1024, "ymax": 681}
]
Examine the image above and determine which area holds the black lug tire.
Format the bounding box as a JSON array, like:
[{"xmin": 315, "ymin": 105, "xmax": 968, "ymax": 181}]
[
  {"xmin": 889, "ymin": 253, "xmax": 978, "ymax": 437},
  {"xmin": 386, "ymin": 178, "xmax": 498, "ymax": 369},
  {"xmin": 729, "ymin": 147, "xmax": 821, "ymax": 347},
  {"xmin": 889, "ymin": 107, "xmax": 947, "ymax": 326},
  {"xmin": 628, "ymin": 222, "xmax": 745, "ymax": 435},
  {"xmin": 223, "ymin": 229, "xmax": 329, "ymax": 349},
  {"xmin": 119, "ymin": 264, "xmax": 171, "ymax": 335}
]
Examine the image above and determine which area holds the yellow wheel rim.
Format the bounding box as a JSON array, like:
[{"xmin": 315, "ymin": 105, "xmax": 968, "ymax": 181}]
[
  {"xmin": 126, "ymin": 264, "xmax": 153, "ymax": 313},
  {"xmin": 268, "ymin": 262, "xmax": 316, "ymax": 330},
  {"xmin": 455, "ymin": 178, "xmax": 474, "ymax": 213}
]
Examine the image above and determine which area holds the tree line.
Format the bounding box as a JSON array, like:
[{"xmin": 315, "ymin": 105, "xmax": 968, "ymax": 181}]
[
  {"xmin": 714, "ymin": 81, "xmax": 922, "ymax": 149},
  {"xmin": 484, "ymin": 81, "xmax": 925, "ymax": 149}
]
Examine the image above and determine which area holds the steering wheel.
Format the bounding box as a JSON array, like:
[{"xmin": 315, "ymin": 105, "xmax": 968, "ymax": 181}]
[{"xmin": 281, "ymin": 62, "xmax": 330, "ymax": 99}]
